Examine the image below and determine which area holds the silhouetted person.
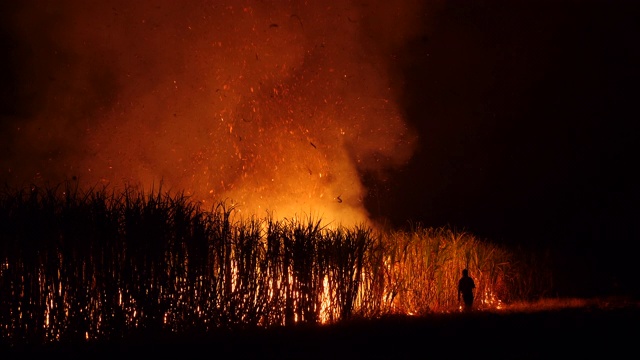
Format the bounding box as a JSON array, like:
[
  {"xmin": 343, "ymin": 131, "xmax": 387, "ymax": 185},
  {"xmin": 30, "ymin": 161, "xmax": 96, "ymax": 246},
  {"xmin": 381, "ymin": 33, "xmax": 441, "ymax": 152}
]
[{"xmin": 458, "ymin": 268, "xmax": 475, "ymax": 311}]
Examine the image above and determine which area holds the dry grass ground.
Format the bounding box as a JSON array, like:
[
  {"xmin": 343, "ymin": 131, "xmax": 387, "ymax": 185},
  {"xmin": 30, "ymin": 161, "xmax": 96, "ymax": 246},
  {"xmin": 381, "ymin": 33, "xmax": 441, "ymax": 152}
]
[
  {"xmin": 4, "ymin": 297, "xmax": 637, "ymax": 359},
  {"xmin": 1, "ymin": 185, "xmax": 635, "ymax": 358}
]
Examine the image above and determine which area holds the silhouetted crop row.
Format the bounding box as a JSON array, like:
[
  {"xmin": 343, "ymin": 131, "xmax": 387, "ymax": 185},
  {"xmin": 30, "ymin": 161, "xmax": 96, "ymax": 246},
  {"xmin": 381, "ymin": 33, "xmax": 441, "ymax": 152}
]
[{"xmin": 0, "ymin": 182, "xmax": 552, "ymax": 346}]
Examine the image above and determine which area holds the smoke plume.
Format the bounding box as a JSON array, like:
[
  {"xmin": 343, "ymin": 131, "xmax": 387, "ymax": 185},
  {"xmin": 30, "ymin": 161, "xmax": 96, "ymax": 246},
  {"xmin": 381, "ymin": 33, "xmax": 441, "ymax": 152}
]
[{"xmin": 1, "ymin": 0, "xmax": 428, "ymax": 226}]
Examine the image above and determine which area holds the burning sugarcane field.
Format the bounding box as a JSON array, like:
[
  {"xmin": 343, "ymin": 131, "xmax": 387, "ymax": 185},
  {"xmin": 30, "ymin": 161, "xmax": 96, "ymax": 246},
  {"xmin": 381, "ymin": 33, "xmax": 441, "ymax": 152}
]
[{"xmin": 1, "ymin": 0, "xmax": 638, "ymax": 357}]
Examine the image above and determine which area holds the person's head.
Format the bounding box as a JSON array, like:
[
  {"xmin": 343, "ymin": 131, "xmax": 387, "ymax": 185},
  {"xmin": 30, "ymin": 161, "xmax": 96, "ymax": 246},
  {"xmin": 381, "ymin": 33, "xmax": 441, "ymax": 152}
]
[{"xmin": 462, "ymin": 269, "xmax": 468, "ymax": 277}]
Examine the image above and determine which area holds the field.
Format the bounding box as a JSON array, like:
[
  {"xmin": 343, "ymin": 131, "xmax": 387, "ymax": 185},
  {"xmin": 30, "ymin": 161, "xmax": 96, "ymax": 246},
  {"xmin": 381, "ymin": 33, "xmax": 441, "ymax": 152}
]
[
  {"xmin": 1, "ymin": 184, "xmax": 636, "ymax": 358},
  {"xmin": 3, "ymin": 298, "xmax": 637, "ymax": 359}
]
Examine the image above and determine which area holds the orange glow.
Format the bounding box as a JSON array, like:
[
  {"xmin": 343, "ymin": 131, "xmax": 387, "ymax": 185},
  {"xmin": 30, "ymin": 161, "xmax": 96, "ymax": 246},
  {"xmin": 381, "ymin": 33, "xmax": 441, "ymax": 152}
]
[{"xmin": 2, "ymin": 1, "xmax": 423, "ymax": 228}]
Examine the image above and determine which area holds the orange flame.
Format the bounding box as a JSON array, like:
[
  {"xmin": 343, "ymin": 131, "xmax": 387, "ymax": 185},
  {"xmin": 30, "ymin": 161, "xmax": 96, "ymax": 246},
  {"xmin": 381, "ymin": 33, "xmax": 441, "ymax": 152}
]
[{"xmin": 3, "ymin": 1, "xmax": 424, "ymax": 228}]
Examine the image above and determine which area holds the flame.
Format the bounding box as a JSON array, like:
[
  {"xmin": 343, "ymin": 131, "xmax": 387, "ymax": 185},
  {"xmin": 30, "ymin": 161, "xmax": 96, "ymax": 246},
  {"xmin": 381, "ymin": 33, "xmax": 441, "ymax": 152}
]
[{"xmin": 2, "ymin": 0, "xmax": 424, "ymax": 228}]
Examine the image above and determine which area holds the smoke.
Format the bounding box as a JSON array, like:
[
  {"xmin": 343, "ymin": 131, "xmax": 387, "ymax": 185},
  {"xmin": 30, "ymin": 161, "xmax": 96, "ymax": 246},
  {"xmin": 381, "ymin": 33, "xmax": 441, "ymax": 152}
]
[{"xmin": 1, "ymin": 0, "xmax": 430, "ymax": 226}]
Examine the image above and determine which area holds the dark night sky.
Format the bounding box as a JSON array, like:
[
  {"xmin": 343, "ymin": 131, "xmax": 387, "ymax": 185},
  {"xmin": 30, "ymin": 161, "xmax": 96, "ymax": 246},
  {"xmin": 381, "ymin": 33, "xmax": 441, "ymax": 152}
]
[
  {"xmin": 359, "ymin": 0, "xmax": 639, "ymax": 294},
  {"xmin": 368, "ymin": 1, "xmax": 639, "ymax": 256},
  {"xmin": 1, "ymin": 1, "xmax": 638, "ymax": 294}
]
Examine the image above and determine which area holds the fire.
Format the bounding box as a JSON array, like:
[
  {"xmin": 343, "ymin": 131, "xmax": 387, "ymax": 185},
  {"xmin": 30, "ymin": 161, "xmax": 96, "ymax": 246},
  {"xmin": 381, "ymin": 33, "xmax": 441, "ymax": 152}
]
[{"xmin": 2, "ymin": 0, "xmax": 423, "ymax": 228}]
